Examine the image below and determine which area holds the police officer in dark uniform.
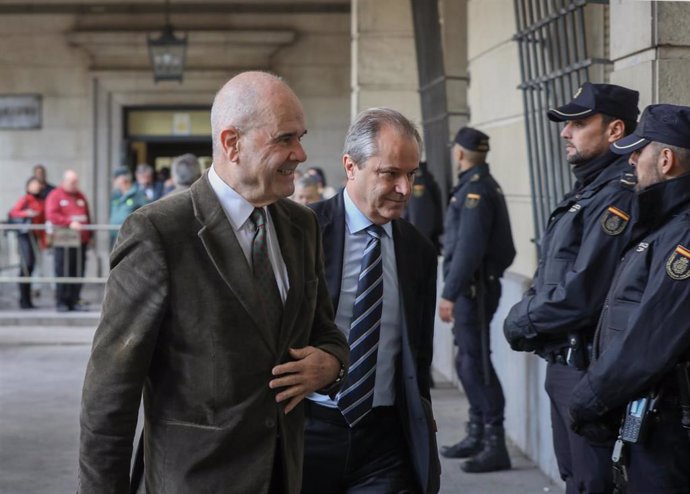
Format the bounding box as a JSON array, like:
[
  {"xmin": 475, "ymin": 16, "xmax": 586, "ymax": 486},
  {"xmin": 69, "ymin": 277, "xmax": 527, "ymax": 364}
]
[
  {"xmin": 570, "ymin": 104, "xmax": 690, "ymax": 492},
  {"xmin": 439, "ymin": 127, "xmax": 516, "ymax": 473},
  {"xmin": 503, "ymin": 82, "xmax": 640, "ymax": 494},
  {"xmin": 402, "ymin": 161, "xmax": 444, "ymax": 254}
]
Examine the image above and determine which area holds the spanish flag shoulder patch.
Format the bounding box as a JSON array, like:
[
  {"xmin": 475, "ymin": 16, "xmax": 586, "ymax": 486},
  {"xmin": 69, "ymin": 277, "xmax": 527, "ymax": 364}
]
[
  {"xmin": 600, "ymin": 205, "xmax": 630, "ymax": 236},
  {"xmin": 666, "ymin": 244, "xmax": 690, "ymax": 280},
  {"xmin": 465, "ymin": 193, "xmax": 481, "ymax": 209}
]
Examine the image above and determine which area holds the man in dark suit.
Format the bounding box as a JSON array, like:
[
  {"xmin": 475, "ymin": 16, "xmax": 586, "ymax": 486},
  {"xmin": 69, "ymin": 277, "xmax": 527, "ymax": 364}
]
[
  {"xmin": 302, "ymin": 108, "xmax": 441, "ymax": 494},
  {"xmin": 78, "ymin": 71, "xmax": 349, "ymax": 494}
]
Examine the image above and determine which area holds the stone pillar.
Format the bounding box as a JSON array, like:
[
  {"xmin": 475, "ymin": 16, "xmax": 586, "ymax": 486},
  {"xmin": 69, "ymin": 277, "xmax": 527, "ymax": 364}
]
[
  {"xmin": 439, "ymin": 0, "xmax": 470, "ymax": 142},
  {"xmin": 350, "ymin": 0, "xmax": 421, "ymax": 124},
  {"xmin": 609, "ymin": 1, "xmax": 690, "ymax": 108}
]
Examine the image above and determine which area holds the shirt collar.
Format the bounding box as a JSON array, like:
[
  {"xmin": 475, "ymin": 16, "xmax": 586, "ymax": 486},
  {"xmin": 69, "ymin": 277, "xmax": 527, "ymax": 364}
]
[
  {"xmin": 343, "ymin": 188, "xmax": 392, "ymax": 238},
  {"xmin": 208, "ymin": 164, "xmax": 255, "ymax": 231}
]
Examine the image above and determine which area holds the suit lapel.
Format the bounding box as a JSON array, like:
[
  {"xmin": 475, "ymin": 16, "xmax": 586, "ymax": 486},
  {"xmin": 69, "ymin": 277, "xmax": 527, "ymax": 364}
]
[
  {"xmin": 191, "ymin": 174, "xmax": 277, "ymax": 353},
  {"xmin": 393, "ymin": 220, "xmax": 416, "ymax": 346},
  {"xmin": 269, "ymin": 200, "xmax": 305, "ymax": 354},
  {"xmin": 320, "ymin": 194, "xmax": 346, "ymax": 311}
]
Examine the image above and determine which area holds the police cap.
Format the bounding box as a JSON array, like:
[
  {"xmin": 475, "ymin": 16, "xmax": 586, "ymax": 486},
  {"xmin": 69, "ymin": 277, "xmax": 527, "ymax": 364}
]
[
  {"xmin": 112, "ymin": 166, "xmax": 131, "ymax": 179},
  {"xmin": 611, "ymin": 104, "xmax": 690, "ymax": 154},
  {"xmin": 547, "ymin": 82, "xmax": 639, "ymax": 123},
  {"xmin": 453, "ymin": 127, "xmax": 490, "ymax": 152}
]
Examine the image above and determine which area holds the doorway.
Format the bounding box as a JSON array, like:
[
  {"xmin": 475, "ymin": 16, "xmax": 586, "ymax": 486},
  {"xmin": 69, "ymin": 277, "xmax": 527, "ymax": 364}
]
[{"xmin": 122, "ymin": 106, "xmax": 213, "ymax": 176}]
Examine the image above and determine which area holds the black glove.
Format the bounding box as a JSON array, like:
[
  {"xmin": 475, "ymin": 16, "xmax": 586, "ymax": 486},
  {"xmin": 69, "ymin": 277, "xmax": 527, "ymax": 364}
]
[
  {"xmin": 510, "ymin": 336, "xmax": 541, "ymax": 353},
  {"xmin": 570, "ymin": 406, "xmax": 620, "ymax": 444},
  {"xmin": 571, "ymin": 419, "xmax": 617, "ymax": 443},
  {"xmin": 504, "ymin": 321, "xmax": 541, "ymax": 353}
]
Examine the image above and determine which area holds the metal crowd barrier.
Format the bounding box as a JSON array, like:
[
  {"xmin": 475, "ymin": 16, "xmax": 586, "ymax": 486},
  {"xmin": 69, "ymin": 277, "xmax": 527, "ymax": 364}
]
[{"xmin": 0, "ymin": 223, "xmax": 119, "ymax": 285}]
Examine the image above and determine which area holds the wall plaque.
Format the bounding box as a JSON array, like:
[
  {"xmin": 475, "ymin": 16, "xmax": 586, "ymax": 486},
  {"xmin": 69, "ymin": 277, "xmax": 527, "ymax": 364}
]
[{"xmin": 0, "ymin": 94, "xmax": 42, "ymax": 129}]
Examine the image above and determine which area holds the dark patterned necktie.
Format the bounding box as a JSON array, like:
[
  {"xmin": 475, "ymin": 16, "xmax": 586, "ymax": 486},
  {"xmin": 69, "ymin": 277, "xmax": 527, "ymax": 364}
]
[
  {"xmin": 337, "ymin": 224, "xmax": 384, "ymax": 426},
  {"xmin": 250, "ymin": 208, "xmax": 283, "ymax": 333}
]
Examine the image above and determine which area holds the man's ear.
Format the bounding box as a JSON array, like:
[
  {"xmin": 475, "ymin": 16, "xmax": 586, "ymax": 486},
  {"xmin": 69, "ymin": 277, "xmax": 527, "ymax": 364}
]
[
  {"xmin": 607, "ymin": 119, "xmax": 626, "ymax": 143},
  {"xmin": 659, "ymin": 147, "xmax": 678, "ymax": 177},
  {"xmin": 220, "ymin": 127, "xmax": 241, "ymax": 163},
  {"xmin": 343, "ymin": 154, "xmax": 357, "ymax": 180}
]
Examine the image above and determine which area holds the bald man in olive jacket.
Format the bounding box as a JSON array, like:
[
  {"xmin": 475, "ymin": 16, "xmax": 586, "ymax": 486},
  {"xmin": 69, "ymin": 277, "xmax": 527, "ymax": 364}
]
[{"xmin": 78, "ymin": 72, "xmax": 349, "ymax": 494}]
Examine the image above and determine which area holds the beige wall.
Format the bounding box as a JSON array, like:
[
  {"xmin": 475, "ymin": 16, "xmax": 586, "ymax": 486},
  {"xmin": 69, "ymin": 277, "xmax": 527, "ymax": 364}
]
[
  {"xmin": 610, "ymin": 0, "xmax": 690, "ymax": 107},
  {"xmin": 350, "ymin": 0, "xmax": 421, "ymax": 143},
  {"xmin": 0, "ymin": 16, "xmax": 92, "ymax": 216}
]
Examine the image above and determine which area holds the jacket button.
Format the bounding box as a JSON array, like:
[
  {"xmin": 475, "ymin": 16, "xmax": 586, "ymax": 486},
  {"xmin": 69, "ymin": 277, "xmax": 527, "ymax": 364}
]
[{"xmin": 265, "ymin": 418, "xmax": 275, "ymax": 428}]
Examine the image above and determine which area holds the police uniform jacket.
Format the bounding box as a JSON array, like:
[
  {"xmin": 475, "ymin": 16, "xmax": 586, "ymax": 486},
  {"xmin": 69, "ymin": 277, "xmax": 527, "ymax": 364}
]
[
  {"xmin": 504, "ymin": 153, "xmax": 636, "ymax": 348},
  {"xmin": 442, "ymin": 163, "xmax": 515, "ymax": 301},
  {"xmin": 571, "ymin": 172, "xmax": 690, "ymax": 419},
  {"xmin": 402, "ymin": 167, "xmax": 443, "ymax": 253}
]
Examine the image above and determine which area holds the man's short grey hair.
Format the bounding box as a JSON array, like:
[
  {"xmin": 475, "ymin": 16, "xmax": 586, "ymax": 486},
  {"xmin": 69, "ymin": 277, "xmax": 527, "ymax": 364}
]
[
  {"xmin": 343, "ymin": 108, "xmax": 422, "ymax": 168},
  {"xmin": 296, "ymin": 175, "xmax": 320, "ymax": 190},
  {"xmin": 652, "ymin": 141, "xmax": 690, "ymax": 171},
  {"xmin": 171, "ymin": 154, "xmax": 202, "ymax": 187},
  {"xmin": 136, "ymin": 163, "xmax": 154, "ymax": 175}
]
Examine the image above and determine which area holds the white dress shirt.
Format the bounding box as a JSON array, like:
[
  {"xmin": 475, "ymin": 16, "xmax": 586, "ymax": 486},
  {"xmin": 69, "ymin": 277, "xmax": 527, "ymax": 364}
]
[
  {"xmin": 309, "ymin": 188, "xmax": 402, "ymax": 408},
  {"xmin": 208, "ymin": 165, "xmax": 289, "ymax": 303}
]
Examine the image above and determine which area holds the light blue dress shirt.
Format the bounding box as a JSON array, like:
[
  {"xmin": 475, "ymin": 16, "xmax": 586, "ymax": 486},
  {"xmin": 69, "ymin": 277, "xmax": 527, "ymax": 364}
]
[
  {"xmin": 207, "ymin": 165, "xmax": 289, "ymax": 303},
  {"xmin": 309, "ymin": 189, "xmax": 402, "ymax": 408}
]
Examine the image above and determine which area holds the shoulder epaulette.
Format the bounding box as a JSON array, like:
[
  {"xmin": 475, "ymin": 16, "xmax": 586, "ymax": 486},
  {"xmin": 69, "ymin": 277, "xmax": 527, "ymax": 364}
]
[{"xmin": 620, "ymin": 172, "xmax": 637, "ymax": 189}]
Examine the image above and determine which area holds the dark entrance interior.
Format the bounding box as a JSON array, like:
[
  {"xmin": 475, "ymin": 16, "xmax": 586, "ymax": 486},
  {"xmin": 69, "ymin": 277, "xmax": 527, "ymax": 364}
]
[{"xmin": 122, "ymin": 105, "xmax": 213, "ymax": 176}]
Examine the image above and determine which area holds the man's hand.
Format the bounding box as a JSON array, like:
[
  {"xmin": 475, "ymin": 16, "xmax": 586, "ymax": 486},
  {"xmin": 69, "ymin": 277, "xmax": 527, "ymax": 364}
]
[
  {"xmin": 503, "ymin": 320, "xmax": 540, "ymax": 352},
  {"xmin": 69, "ymin": 221, "xmax": 83, "ymax": 231},
  {"xmin": 269, "ymin": 346, "xmax": 341, "ymax": 414},
  {"xmin": 570, "ymin": 413, "xmax": 618, "ymax": 444},
  {"xmin": 438, "ymin": 298, "xmax": 454, "ymax": 323}
]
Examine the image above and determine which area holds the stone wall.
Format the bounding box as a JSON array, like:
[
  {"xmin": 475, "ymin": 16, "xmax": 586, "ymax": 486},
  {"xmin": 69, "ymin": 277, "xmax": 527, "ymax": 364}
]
[{"xmin": 0, "ymin": 15, "xmax": 91, "ymax": 217}]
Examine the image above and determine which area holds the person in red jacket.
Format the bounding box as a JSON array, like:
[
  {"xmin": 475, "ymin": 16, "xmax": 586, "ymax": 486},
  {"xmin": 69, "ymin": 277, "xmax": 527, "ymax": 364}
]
[
  {"xmin": 9, "ymin": 177, "xmax": 46, "ymax": 309},
  {"xmin": 45, "ymin": 170, "xmax": 92, "ymax": 312}
]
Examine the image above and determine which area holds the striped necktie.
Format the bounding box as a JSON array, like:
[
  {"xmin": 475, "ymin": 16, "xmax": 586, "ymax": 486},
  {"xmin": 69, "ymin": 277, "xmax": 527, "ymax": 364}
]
[
  {"xmin": 337, "ymin": 224, "xmax": 385, "ymax": 426},
  {"xmin": 249, "ymin": 207, "xmax": 283, "ymax": 333}
]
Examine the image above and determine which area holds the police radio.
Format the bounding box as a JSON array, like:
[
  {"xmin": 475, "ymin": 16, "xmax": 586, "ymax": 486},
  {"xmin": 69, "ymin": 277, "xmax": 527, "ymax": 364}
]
[{"xmin": 619, "ymin": 390, "xmax": 660, "ymax": 444}]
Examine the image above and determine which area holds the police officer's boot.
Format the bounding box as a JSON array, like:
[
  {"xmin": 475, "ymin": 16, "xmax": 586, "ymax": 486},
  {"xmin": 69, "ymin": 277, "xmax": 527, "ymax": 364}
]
[
  {"xmin": 440, "ymin": 420, "xmax": 483, "ymax": 458},
  {"xmin": 461, "ymin": 424, "xmax": 511, "ymax": 473}
]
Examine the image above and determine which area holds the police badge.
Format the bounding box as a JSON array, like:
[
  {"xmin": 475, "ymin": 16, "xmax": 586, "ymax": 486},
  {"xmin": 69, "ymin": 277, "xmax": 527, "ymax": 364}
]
[
  {"xmin": 600, "ymin": 206, "xmax": 630, "ymax": 235},
  {"xmin": 465, "ymin": 193, "xmax": 481, "ymax": 209},
  {"xmin": 666, "ymin": 244, "xmax": 690, "ymax": 280}
]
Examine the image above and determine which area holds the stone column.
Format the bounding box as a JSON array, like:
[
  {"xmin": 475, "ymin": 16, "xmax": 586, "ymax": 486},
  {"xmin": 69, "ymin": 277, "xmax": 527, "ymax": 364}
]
[
  {"xmin": 350, "ymin": 0, "xmax": 421, "ymax": 124},
  {"xmin": 609, "ymin": 1, "xmax": 690, "ymax": 108},
  {"xmin": 439, "ymin": 0, "xmax": 470, "ymax": 141}
]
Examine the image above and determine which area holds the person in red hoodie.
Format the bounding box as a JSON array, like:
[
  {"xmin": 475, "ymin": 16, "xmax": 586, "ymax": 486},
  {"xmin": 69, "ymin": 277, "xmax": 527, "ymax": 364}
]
[
  {"xmin": 9, "ymin": 177, "xmax": 46, "ymax": 309},
  {"xmin": 45, "ymin": 170, "xmax": 92, "ymax": 312}
]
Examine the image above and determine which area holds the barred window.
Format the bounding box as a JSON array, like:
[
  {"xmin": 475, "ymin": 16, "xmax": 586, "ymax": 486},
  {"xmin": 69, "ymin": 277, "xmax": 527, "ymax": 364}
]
[{"xmin": 514, "ymin": 0, "xmax": 610, "ymax": 249}]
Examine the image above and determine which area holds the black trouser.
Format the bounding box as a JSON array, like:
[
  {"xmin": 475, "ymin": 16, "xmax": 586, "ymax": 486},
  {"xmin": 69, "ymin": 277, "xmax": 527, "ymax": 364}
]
[
  {"xmin": 626, "ymin": 404, "xmax": 690, "ymax": 493},
  {"xmin": 302, "ymin": 401, "xmax": 417, "ymax": 494},
  {"xmin": 545, "ymin": 362, "xmax": 613, "ymax": 494},
  {"xmin": 17, "ymin": 234, "xmax": 36, "ymax": 305},
  {"xmin": 54, "ymin": 245, "xmax": 86, "ymax": 308},
  {"xmin": 452, "ymin": 278, "xmax": 505, "ymax": 426}
]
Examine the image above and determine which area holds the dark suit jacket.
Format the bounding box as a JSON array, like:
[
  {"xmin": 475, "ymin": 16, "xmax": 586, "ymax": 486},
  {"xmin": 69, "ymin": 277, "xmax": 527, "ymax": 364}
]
[
  {"xmin": 78, "ymin": 173, "xmax": 349, "ymax": 494},
  {"xmin": 310, "ymin": 192, "xmax": 441, "ymax": 494}
]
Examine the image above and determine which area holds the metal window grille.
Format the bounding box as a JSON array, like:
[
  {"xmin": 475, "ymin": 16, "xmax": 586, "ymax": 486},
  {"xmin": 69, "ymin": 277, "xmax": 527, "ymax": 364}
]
[{"xmin": 514, "ymin": 0, "xmax": 609, "ymax": 250}]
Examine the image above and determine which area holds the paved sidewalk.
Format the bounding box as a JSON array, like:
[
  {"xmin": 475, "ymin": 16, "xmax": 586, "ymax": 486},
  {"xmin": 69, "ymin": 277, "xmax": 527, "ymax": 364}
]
[
  {"xmin": 432, "ymin": 381, "xmax": 563, "ymax": 493},
  {"xmin": 0, "ymin": 325, "xmax": 563, "ymax": 493}
]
